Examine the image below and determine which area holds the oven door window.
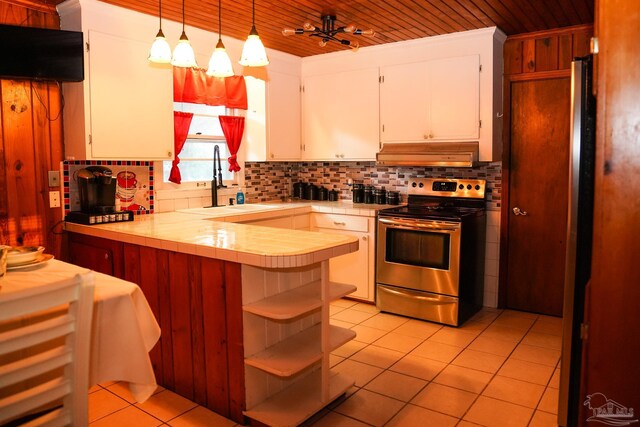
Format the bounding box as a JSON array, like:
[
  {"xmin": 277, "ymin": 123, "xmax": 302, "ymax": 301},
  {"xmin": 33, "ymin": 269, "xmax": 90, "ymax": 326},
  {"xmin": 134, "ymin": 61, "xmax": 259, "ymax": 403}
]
[{"xmin": 385, "ymin": 228, "xmax": 450, "ymax": 270}]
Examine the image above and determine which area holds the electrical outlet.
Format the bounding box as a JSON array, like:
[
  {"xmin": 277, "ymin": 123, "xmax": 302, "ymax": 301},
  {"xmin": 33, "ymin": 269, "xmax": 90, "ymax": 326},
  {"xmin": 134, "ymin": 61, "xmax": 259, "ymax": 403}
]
[
  {"xmin": 49, "ymin": 191, "xmax": 61, "ymax": 208},
  {"xmin": 48, "ymin": 170, "xmax": 60, "ymax": 187}
]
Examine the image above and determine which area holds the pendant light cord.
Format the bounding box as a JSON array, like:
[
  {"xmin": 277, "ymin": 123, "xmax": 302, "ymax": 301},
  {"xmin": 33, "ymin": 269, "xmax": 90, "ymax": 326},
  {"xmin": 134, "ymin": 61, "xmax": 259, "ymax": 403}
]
[
  {"xmin": 158, "ymin": 0, "xmax": 162, "ymax": 30},
  {"xmin": 218, "ymin": 0, "xmax": 222, "ymax": 38},
  {"xmin": 252, "ymin": 0, "xmax": 255, "ymax": 25},
  {"xmin": 182, "ymin": 0, "xmax": 186, "ymax": 32}
]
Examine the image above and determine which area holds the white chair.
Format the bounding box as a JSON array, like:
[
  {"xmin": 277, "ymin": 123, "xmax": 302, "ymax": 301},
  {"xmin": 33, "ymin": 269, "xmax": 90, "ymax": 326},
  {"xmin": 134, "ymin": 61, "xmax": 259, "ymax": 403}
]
[{"xmin": 0, "ymin": 272, "xmax": 95, "ymax": 426}]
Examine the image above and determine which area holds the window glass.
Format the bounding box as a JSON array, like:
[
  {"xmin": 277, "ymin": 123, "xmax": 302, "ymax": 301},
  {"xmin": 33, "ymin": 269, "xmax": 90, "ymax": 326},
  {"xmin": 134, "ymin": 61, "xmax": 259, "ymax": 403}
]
[{"xmin": 163, "ymin": 103, "xmax": 236, "ymax": 184}]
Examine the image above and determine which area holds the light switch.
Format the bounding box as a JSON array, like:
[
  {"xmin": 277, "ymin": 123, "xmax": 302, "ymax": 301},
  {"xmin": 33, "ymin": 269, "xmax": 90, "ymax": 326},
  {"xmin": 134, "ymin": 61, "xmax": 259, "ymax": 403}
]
[
  {"xmin": 49, "ymin": 191, "xmax": 60, "ymax": 208},
  {"xmin": 48, "ymin": 170, "xmax": 60, "ymax": 187}
]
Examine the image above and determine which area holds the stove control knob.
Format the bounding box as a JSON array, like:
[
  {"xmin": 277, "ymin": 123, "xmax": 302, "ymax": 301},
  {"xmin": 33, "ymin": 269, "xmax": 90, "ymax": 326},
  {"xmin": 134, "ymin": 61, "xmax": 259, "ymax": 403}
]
[
  {"xmin": 459, "ymin": 184, "xmax": 464, "ymax": 190},
  {"xmin": 411, "ymin": 182, "xmax": 417, "ymax": 188},
  {"xmin": 475, "ymin": 185, "xmax": 481, "ymax": 190},
  {"xmin": 467, "ymin": 184, "xmax": 472, "ymax": 190},
  {"xmin": 418, "ymin": 182, "xmax": 424, "ymax": 188}
]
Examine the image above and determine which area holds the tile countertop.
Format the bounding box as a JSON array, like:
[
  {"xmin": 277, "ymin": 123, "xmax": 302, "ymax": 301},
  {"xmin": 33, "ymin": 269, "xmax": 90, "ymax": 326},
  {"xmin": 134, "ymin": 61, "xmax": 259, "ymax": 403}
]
[{"xmin": 64, "ymin": 201, "xmax": 396, "ymax": 269}]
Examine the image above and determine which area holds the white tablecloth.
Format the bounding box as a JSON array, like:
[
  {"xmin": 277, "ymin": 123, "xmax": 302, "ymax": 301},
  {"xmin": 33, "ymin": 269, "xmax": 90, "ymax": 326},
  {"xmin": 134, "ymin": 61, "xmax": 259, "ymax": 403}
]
[{"xmin": 0, "ymin": 259, "xmax": 161, "ymax": 402}]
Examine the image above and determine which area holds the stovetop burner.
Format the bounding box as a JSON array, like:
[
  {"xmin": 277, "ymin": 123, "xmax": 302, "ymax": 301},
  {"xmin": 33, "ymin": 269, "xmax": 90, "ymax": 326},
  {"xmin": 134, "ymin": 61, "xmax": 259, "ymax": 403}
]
[{"xmin": 378, "ymin": 178, "xmax": 487, "ymax": 221}]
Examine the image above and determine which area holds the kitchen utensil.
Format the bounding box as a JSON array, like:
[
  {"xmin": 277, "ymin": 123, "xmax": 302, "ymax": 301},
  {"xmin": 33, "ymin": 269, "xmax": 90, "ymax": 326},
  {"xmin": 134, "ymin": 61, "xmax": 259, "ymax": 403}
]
[
  {"xmin": 328, "ymin": 189, "xmax": 339, "ymax": 201},
  {"xmin": 305, "ymin": 184, "xmax": 318, "ymax": 200},
  {"xmin": 375, "ymin": 187, "xmax": 387, "ymax": 204}
]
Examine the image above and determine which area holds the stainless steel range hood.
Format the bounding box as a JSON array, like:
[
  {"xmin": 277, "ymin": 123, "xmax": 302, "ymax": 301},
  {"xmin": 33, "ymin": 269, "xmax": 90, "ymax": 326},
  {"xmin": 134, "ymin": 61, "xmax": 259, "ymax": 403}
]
[{"xmin": 376, "ymin": 142, "xmax": 479, "ymax": 167}]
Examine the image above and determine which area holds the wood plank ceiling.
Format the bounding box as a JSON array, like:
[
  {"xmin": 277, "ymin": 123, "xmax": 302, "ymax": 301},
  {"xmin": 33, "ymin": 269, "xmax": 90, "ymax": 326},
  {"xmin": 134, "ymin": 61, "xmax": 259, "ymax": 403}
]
[{"xmin": 45, "ymin": 0, "xmax": 594, "ymax": 57}]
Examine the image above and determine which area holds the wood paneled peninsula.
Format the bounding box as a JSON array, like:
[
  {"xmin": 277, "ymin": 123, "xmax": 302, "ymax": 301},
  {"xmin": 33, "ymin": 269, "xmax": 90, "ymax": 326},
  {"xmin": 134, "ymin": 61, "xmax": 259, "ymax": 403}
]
[{"xmin": 65, "ymin": 202, "xmax": 386, "ymax": 426}]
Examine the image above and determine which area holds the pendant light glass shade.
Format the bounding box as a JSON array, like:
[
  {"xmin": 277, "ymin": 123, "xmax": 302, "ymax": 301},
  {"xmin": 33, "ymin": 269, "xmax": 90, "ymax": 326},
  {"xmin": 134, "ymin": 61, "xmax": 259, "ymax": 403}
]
[
  {"xmin": 149, "ymin": 29, "xmax": 172, "ymax": 63},
  {"xmin": 172, "ymin": 31, "xmax": 198, "ymax": 67},
  {"xmin": 239, "ymin": 0, "xmax": 269, "ymax": 67},
  {"xmin": 148, "ymin": 0, "xmax": 171, "ymax": 63},
  {"xmin": 207, "ymin": 0, "xmax": 234, "ymax": 77},
  {"xmin": 171, "ymin": 0, "xmax": 198, "ymax": 68},
  {"xmin": 207, "ymin": 39, "xmax": 234, "ymax": 77}
]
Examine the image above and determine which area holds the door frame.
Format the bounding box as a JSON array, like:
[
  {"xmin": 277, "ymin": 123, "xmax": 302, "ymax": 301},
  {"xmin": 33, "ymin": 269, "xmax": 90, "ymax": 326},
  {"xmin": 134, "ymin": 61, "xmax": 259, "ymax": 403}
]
[{"xmin": 498, "ymin": 69, "xmax": 571, "ymax": 309}]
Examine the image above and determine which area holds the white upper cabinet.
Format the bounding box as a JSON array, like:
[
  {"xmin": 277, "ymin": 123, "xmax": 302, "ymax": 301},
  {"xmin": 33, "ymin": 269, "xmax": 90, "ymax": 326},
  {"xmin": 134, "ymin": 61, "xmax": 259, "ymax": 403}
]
[
  {"xmin": 245, "ymin": 71, "xmax": 302, "ymax": 161},
  {"xmin": 267, "ymin": 71, "xmax": 301, "ymax": 160},
  {"xmin": 301, "ymin": 27, "xmax": 505, "ymax": 162},
  {"xmin": 380, "ymin": 55, "xmax": 480, "ymax": 143},
  {"xmin": 302, "ymin": 67, "xmax": 379, "ymax": 161},
  {"xmin": 59, "ymin": 1, "xmax": 173, "ymax": 161}
]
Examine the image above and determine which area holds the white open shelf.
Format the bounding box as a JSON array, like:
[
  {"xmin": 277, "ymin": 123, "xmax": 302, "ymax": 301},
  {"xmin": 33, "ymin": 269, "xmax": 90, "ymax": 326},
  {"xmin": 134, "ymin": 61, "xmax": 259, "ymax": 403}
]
[
  {"xmin": 243, "ymin": 281, "xmax": 357, "ymax": 320},
  {"xmin": 245, "ymin": 325, "xmax": 356, "ymax": 377},
  {"xmin": 243, "ymin": 369, "xmax": 354, "ymax": 427}
]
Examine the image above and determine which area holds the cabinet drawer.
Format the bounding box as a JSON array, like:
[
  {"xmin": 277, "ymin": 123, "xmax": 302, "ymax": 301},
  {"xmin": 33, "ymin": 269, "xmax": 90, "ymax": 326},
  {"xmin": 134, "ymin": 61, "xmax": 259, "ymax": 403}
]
[{"xmin": 311, "ymin": 214, "xmax": 368, "ymax": 232}]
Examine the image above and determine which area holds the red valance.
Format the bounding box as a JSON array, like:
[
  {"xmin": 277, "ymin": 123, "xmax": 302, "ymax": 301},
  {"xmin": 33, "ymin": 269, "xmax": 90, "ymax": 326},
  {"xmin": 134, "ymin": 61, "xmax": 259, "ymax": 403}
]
[{"xmin": 173, "ymin": 67, "xmax": 248, "ymax": 109}]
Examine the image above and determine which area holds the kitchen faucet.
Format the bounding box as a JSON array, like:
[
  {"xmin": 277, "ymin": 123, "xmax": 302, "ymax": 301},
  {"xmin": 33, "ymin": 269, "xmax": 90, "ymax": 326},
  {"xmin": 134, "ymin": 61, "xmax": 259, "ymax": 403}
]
[{"xmin": 208, "ymin": 145, "xmax": 227, "ymax": 207}]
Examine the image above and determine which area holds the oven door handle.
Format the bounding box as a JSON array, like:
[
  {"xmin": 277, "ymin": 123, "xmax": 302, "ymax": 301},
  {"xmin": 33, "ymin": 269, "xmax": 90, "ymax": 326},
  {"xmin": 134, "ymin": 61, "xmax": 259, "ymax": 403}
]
[
  {"xmin": 379, "ymin": 217, "xmax": 460, "ymax": 232},
  {"xmin": 381, "ymin": 286, "xmax": 456, "ymax": 304}
]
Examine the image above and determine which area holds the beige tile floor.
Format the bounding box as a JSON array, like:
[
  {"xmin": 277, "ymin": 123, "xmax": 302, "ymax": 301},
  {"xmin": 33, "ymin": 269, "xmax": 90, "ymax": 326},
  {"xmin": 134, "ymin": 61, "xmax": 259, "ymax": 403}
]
[{"xmin": 89, "ymin": 300, "xmax": 562, "ymax": 426}]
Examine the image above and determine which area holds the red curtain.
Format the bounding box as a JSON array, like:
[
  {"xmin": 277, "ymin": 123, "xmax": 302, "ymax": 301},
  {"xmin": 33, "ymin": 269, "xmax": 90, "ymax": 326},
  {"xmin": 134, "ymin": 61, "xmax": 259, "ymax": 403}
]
[
  {"xmin": 169, "ymin": 111, "xmax": 194, "ymax": 184},
  {"xmin": 219, "ymin": 116, "xmax": 245, "ymax": 172},
  {"xmin": 173, "ymin": 67, "xmax": 248, "ymax": 109}
]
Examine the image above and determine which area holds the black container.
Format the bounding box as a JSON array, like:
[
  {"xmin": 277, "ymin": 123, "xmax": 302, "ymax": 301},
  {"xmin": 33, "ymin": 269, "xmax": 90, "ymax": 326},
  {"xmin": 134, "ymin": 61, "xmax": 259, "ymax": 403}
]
[
  {"xmin": 305, "ymin": 183, "xmax": 318, "ymax": 200},
  {"xmin": 77, "ymin": 166, "xmax": 116, "ymax": 214},
  {"xmin": 364, "ymin": 185, "xmax": 375, "ymax": 204},
  {"xmin": 318, "ymin": 186, "xmax": 328, "ymax": 201},
  {"xmin": 293, "ymin": 182, "xmax": 307, "ymax": 199},
  {"xmin": 328, "ymin": 189, "xmax": 339, "ymax": 201},
  {"xmin": 375, "ymin": 187, "xmax": 387, "ymax": 205},
  {"xmin": 386, "ymin": 191, "xmax": 400, "ymax": 205},
  {"xmin": 352, "ymin": 183, "xmax": 365, "ymax": 203}
]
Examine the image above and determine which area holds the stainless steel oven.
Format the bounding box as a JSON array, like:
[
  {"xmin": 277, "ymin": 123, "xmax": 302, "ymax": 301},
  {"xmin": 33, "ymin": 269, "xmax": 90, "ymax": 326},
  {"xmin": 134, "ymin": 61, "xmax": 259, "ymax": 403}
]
[{"xmin": 376, "ymin": 178, "xmax": 486, "ymax": 326}]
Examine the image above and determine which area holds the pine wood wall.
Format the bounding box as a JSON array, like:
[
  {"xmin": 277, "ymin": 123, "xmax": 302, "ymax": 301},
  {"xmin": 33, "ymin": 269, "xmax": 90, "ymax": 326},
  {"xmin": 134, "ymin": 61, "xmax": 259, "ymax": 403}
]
[{"xmin": 0, "ymin": 1, "xmax": 64, "ymax": 258}]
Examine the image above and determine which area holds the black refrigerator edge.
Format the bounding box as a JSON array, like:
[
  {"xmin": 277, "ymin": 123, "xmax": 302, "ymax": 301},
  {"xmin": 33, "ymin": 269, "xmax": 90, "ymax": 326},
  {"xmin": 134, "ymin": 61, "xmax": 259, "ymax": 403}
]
[{"xmin": 558, "ymin": 55, "xmax": 596, "ymax": 426}]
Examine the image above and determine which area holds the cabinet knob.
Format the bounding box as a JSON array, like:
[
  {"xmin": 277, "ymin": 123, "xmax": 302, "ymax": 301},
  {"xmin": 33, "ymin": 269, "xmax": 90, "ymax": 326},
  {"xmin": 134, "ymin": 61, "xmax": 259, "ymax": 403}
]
[
  {"xmin": 270, "ymin": 153, "xmax": 274, "ymax": 158},
  {"xmin": 362, "ymin": 236, "xmax": 368, "ymax": 241},
  {"xmin": 340, "ymin": 154, "xmax": 344, "ymax": 158},
  {"xmin": 335, "ymin": 154, "xmax": 340, "ymax": 158},
  {"xmin": 104, "ymin": 253, "xmax": 109, "ymax": 260},
  {"xmin": 168, "ymin": 151, "xmax": 173, "ymax": 157}
]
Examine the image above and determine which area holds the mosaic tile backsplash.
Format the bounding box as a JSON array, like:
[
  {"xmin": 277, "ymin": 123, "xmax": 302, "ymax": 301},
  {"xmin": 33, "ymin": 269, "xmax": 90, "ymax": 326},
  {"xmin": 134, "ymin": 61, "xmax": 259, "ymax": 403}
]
[
  {"xmin": 244, "ymin": 161, "xmax": 502, "ymax": 210},
  {"xmin": 63, "ymin": 161, "xmax": 154, "ymax": 215}
]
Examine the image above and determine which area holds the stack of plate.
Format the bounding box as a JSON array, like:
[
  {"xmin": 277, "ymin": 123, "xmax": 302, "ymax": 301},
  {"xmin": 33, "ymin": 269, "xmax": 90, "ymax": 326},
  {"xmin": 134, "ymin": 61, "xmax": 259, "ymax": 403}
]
[{"xmin": 6, "ymin": 246, "xmax": 52, "ymax": 270}]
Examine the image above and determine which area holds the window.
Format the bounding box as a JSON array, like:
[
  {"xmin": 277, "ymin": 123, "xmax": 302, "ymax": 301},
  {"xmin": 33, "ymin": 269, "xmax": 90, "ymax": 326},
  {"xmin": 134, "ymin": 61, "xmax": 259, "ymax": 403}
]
[{"xmin": 162, "ymin": 103, "xmax": 237, "ymax": 184}]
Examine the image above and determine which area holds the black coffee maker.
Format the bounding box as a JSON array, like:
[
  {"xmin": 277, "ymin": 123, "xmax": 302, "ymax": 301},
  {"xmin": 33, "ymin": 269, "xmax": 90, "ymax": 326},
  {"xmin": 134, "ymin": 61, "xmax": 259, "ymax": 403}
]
[{"xmin": 77, "ymin": 166, "xmax": 116, "ymax": 214}]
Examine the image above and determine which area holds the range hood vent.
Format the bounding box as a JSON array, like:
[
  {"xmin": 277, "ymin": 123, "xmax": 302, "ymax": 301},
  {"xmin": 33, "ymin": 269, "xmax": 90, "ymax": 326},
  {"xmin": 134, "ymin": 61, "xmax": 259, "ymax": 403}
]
[{"xmin": 376, "ymin": 142, "xmax": 479, "ymax": 167}]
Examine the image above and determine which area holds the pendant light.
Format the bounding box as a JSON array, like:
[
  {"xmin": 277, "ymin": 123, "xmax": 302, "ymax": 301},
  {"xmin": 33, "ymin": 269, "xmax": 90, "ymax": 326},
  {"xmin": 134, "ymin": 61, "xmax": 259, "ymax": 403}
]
[
  {"xmin": 207, "ymin": 0, "xmax": 234, "ymax": 77},
  {"xmin": 239, "ymin": 0, "xmax": 269, "ymax": 67},
  {"xmin": 148, "ymin": 0, "xmax": 171, "ymax": 63},
  {"xmin": 171, "ymin": 0, "xmax": 198, "ymax": 68}
]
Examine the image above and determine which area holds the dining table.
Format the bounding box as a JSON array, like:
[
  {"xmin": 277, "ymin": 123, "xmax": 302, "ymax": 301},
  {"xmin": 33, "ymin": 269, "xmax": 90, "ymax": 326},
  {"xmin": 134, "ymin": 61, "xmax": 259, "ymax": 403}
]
[{"xmin": 0, "ymin": 258, "xmax": 161, "ymax": 403}]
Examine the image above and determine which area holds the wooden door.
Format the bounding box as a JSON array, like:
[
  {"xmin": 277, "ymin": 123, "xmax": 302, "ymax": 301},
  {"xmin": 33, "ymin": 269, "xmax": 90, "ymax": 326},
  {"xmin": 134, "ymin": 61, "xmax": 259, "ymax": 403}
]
[{"xmin": 504, "ymin": 77, "xmax": 570, "ymax": 316}]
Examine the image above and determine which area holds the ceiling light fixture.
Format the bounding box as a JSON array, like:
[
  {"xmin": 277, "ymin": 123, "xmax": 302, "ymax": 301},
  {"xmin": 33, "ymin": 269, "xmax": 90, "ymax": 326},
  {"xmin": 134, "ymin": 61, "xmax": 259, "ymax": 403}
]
[
  {"xmin": 239, "ymin": 0, "xmax": 269, "ymax": 67},
  {"xmin": 282, "ymin": 15, "xmax": 375, "ymax": 51},
  {"xmin": 148, "ymin": 0, "xmax": 171, "ymax": 63},
  {"xmin": 171, "ymin": 0, "xmax": 198, "ymax": 68},
  {"xmin": 207, "ymin": 0, "xmax": 234, "ymax": 77}
]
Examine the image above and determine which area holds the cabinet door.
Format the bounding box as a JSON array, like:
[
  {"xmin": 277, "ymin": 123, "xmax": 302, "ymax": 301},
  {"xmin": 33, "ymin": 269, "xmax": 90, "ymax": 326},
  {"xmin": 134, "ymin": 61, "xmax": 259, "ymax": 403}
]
[
  {"xmin": 427, "ymin": 55, "xmax": 480, "ymax": 140},
  {"xmin": 88, "ymin": 30, "xmax": 174, "ymax": 159},
  {"xmin": 67, "ymin": 233, "xmax": 124, "ymax": 278},
  {"xmin": 380, "ymin": 61, "xmax": 430, "ymax": 142},
  {"xmin": 317, "ymin": 228, "xmax": 371, "ymax": 301},
  {"xmin": 267, "ymin": 71, "xmax": 301, "ymax": 160},
  {"xmin": 302, "ymin": 68, "xmax": 379, "ymax": 160}
]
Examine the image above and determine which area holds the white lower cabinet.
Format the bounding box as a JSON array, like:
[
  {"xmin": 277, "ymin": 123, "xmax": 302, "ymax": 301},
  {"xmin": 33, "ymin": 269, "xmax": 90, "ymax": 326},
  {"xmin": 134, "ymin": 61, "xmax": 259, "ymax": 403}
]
[
  {"xmin": 241, "ymin": 262, "xmax": 356, "ymax": 426},
  {"xmin": 311, "ymin": 214, "xmax": 375, "ymax": 302}
]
